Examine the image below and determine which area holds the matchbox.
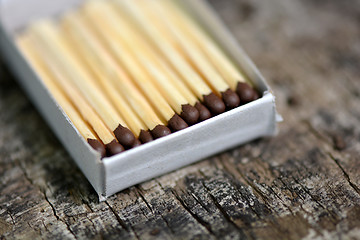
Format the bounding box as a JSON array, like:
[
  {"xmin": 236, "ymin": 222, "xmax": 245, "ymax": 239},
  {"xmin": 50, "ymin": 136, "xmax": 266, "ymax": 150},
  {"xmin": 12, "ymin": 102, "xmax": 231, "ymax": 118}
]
[{"xmin": 0, "ymin": 0, "xmax": 281, "ymax": 200}]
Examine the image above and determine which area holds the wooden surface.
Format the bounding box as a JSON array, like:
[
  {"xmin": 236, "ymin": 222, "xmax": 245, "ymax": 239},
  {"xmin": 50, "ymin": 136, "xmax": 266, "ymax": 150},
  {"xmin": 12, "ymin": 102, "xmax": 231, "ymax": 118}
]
[{"xmin": 1, "ymin": 0, "xmax": 360, "ymax": 239}]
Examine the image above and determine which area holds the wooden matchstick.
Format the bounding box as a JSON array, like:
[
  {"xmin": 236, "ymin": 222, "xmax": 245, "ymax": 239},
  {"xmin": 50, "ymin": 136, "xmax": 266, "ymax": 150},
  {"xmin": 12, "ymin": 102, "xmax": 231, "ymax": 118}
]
[
  {"xmin": 66, "ymin": 10, "xmax": 172, "ymax": 140},
  {"xmin": 113, "ymin": 0, "xmax": 227, "ymax": 115},
  {"xmin": 139, "ymin": 0, "xmax": 240, "ymax": 110},
  {"xmin": 28, "ymin": 21, "xmax": 136, "ymax": 148},
  {"xmin": 61, "ymin": 12, "xmax": 151, "ymax": 144},
  {"xmin": 84, "ymin": 1, "xmax": 201, "ymax": 126},
  {"xmin": 17, "ymin": 35, "xmax": 125, "ymax": 157},
  {"xmin": 82, "ymin": 1, "xmax": 189, "ymax": 132},
  {"xmin": 102, "ymin": 0, "xmax": 211, "ymax": 123},
  {"xmin": 156, "ymin": 0, "xmax": 259, "ymax": 103}
]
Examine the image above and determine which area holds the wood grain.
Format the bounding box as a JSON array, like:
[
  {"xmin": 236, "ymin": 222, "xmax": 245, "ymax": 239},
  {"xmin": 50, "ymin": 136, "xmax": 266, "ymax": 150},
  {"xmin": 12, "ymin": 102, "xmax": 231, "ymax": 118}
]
[{"xmin": 1, "ymin": 0, "xmax": 360, "ymax": 239}]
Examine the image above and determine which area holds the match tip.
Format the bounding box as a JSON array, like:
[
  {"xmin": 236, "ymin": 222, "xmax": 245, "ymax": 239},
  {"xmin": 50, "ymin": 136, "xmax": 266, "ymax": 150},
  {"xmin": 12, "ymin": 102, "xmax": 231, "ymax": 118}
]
[
  {"xmin": 203, "ymin": 93, "xmax": 226, "ymax": 115},
  {"xmin": 236, "ymin": 82, "xmax": 259, "ymax": 103},
  {"xmin": 195, "ymin": 102, "xmax": 212, "ymax": 122},
  {"xmin": 139, "ymin": 130, "xmax": 154, "ymax": 143},
  {"xmin": 222, "ymin": 88, "xmax": 240, "ymax": 109},
  {"xmin": 181, "ymin": 104, "xmax": 200, "ymax": 125},
  {"xmin": 87, "ymin": 139, "xmax": 106, "ymax": 158},
  {"xmin": 132, "ymin": 139, "xmax": 142, "ymax": 148},
  {"xmin": 168, "ymin": 114, "xmax": 188, "ymax": 132},
  {"xmin": 151, "ymin": 125, "xmax": 172, "ymax": 139},
  {"xmin": 105, "ymin": 140, "xmax": 125, "ymax": 156},
  {"xmin": 113, "ymin": 125, "xmax": 136, "ymax": 147}
]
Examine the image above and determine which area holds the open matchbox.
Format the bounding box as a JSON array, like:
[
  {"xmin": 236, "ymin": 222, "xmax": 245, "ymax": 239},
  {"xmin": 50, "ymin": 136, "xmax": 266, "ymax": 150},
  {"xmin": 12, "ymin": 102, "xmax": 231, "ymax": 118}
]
[{"xmin": 0, "ymin": 0, "xmax": 281, "ymax": 201}]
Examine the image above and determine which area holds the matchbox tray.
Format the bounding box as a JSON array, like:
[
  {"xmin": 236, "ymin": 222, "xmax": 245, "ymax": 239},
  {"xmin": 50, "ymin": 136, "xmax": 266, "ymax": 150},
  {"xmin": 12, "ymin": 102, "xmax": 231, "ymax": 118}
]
[{"xmin": 0, "ymin": 0, "xmax": 281, "ymax": 200}]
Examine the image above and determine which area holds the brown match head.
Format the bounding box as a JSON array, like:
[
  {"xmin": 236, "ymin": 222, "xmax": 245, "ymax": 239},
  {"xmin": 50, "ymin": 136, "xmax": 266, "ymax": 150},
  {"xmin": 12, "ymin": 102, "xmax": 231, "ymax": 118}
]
[
  {"xmin": 222, "ymin": 88, "xmax": 240, "ymax": 109},
  {"xmin": 113, "ymin": 124, "xmax": 136, "ymax": 148},
  {"xmin": 105, "ymin": 140, "xmax": 125, "ymax": 157},
  {"xmin": 203, "ymin": 93, "xmax": 226, "ymax": 115},
  {"xmin": 195, "ymin": 102, "xmax": 212, "ymax": 122},
  {"xmin": 253, "ymin": 91, "xmax": 260, "ymax": 100},
  {"xmin": 168, "ymin": 114, "xmax": 188, "ymax": 132},
  {"xmin": 236, "ymin": 82, "xmax": 259, "ymax": 103},
  {"xmin": 132, "ymin": 139, "xmax": 142, "ymax": 148},
  {"xmin": 151, "ymin": 125, "xmax": 172, "ymax": 139},
  {"xmin": 180, "ymin": 104, "xmax": 200, "ymax": 125},
  {"xmin": 87, "ymin": 139, "xmax": 106, "ymax": 158},
  {"xmin": 139, "ymin": 130, "xmax": 154, "ymax": 143}
]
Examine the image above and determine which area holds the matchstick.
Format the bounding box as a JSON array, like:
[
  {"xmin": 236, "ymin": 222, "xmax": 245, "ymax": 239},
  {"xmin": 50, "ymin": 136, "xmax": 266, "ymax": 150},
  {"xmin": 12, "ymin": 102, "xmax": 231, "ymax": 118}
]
[
  {"xmin": 82, "ymin": 1, "xmax": 189, "ymax": 132},
  {"xmin": 17, "ymin": 35, "xmax": 125, "ymax": 157},
  {"xmin": 28, "ymin": 21, "xmax": 136, "ymax": 148},
  {"xmin": 113, "ymin": 0, "xmax": 227, "ymax": 115},
  {"xmin": 84, "ymin": 1, "xmax": 200, "ymax": 126},
  {"xmin": 65, "ymin": 11, "xmax": 172, "ymax": 140},
  {"xmin": 139, "ymin": 0, "xmax": 240, "ymax": 110},
  {"xmin": 156, "ymin": 0, "xmax": 259, "ymax": 103},
  {"xmin": 149, "ymin": 57, "xmax": 212, "ymax": 122},
  {"xmin": 102, "ymin": 0, "xmax": 211, "ymax": 123},
  {"xmin": 61, "ymin": 12, "xmax": 152, "ymax": 143}
]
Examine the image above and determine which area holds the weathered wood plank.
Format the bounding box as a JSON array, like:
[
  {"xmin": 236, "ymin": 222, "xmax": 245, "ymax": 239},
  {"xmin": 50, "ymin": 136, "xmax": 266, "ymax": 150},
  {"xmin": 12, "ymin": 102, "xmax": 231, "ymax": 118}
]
[{"xmin": 1, "ymin": 0, "xmax": 360, "ymax": 239}]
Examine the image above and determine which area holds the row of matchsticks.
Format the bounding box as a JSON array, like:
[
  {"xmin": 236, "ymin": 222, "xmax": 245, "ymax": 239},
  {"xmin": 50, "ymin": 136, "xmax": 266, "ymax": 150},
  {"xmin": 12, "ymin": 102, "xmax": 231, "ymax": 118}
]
[{"xmin": 16, "ymin": 0, "xmax": 259, "ymax": 158}]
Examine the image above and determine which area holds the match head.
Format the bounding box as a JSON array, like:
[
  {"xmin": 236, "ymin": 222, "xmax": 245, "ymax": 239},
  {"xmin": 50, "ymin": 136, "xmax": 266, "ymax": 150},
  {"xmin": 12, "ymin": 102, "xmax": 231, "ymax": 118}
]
[
  {"xmin": 139, "ymin": 130, "xmax": 154, "ymax": 143},
  {"xmin": 105, "ymin": 140, "xmax": 125, "ymax": 157},
  {"xmin": 132, "ymin": 139, "xmax": 142, "ymax": 148},
  {"xmin": 113, "ymin": 124, "xmax": 136, "ymax": 148},
  {"xmin": 236, "ymin": 82, "xmax": 259, "ymax": 103},
  {"xmin": 222, "ymin": 88, "xmax": 240, "ymax": 109},
  {"xmin": 151, "ymin": 125, "xmax": 172, "ymax": 139},
  {"xmin": 203, "ymin": 93, "xmax": 226, "ymax": 115},
  {"xmin": 181, "ymin": 104, "xmax": 200, "ymax": 125},
  {"xmin": 168, "ymin": 114, "xmax": 188, "ymax": 132},
  {"xmin": 87, "ymin": 139, "xmax": 106, "ymax": 158},
  {"xmin": 195, "ymin": 102, "xmax": 212, "ymax": 122}
]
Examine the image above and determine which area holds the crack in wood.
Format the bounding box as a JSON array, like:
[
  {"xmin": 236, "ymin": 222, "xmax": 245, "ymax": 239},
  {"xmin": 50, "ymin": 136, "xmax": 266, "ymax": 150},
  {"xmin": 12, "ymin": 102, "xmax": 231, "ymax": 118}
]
[
  {"xmin": 135, "ymin": 186, "xmax": 154, "ymax": 214},
  {"xmin": 43, "ymin": 192, "xmax": 59, "ymax": 221},
  {"xmin": 197, "ymin": 171, "xmax": 250, "ymax": 239},
  {"xmin": 104, "ymin": 201, "xmax": 129, "ymax": 233},
  {"xmin": 304, "ymin": 120, "xmax": 360, "ymax": 198},
  {"xmin": 169, "ymin": 188, "xmax": 215, "ymax": 236},
  {"xmin": 328, "ymin": 153, "xmax": 360, "ymax": 197},
  {"xmin": 155, "ymin": 180, "xmax": 199, "ymax": 236}
]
